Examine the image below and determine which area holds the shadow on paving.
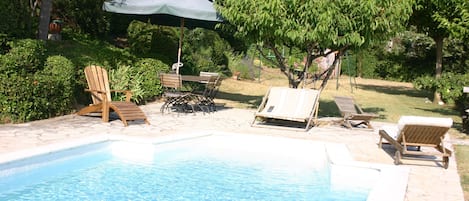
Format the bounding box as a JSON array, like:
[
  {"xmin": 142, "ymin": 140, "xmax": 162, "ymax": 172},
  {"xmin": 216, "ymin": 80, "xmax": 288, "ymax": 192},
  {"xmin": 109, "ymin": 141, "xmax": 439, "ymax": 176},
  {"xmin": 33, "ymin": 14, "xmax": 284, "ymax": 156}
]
[{"xmin": 215, "ymin": 91, "xmax": 263, "ymax": 109}]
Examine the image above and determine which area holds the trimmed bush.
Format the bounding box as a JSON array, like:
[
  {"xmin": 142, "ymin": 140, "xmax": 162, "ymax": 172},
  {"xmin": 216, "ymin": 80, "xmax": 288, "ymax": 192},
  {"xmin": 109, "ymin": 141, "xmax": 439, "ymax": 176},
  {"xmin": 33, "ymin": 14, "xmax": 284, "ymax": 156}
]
[
  {"xmin": 413, "ymin": 73, "xmax": 469, "ymax": 104},
  {"xmin": 41, "ymin": 55, "xmax": 76, "ymax": 114},
  {"xmin": 133, "ymin": 58, "xmax": 168, "ymax": 102},
  {"xmin": 0, "ymin": 39, "xmax": 46, "ymax": 75},
  {"xmin": 0, "ymin": 54, "xmax": 75, "ymax": 123}
]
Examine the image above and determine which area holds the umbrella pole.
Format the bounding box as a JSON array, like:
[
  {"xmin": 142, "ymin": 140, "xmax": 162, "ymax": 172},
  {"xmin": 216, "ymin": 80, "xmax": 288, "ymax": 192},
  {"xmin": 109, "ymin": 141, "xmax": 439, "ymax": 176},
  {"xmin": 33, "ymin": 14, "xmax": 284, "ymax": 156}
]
[{"xmin": 177, "ymin": 18, "xmax": 184, "ymax": 74}]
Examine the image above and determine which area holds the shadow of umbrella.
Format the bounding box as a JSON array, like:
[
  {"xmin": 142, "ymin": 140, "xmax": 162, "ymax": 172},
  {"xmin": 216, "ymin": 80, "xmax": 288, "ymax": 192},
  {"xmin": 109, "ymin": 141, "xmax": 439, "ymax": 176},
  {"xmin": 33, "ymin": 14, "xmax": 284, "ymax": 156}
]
[{"xmin": 103, "ymin": 0, "xmax": 223, "ymax": 74}]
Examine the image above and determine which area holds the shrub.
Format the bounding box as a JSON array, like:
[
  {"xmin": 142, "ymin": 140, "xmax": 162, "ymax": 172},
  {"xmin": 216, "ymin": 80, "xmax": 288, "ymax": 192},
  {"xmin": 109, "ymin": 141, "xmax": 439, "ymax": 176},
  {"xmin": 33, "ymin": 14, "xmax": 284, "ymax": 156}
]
[
  {"xmin": 413, "ymin": 73, "xmax": 469, "ymax": 104},
  {"xmin": 0, "ymin": 55, "xmax": 76, "ymax": 123},
  {"xmin": 0, "ymin": 74, "xmax": 34, "ymax": 122},
  {"xmin": 0, "ymin": 39, "xmax": 46, "ymax": 75},
  {"xmin": 0, "ymin": 0, "xmax": 33, "ymax": 38},
  {"xmin": 225, "ymin": 52, "xmax": 255, "ymax": 80},
  {"xmin": 109, "ymin": 58, "xmax": 168, "ymax": 104},
  {"xmin": 127, "ymin": 20, "xmax": 177, "ymax": 63},
  {"xmin": 132, "ymin": 58, "xmax": 168, "ymax": 101},
  {"xmin": 41, "ymin": 55, "xmax": 76, "ymax": 113},
  {"xmin": 181, "ymin": 28, "xmax": 231, "ymax": 75},
  {"xmin": 109, "ymin": 64, "xmax": 142, "ymax": 102}
]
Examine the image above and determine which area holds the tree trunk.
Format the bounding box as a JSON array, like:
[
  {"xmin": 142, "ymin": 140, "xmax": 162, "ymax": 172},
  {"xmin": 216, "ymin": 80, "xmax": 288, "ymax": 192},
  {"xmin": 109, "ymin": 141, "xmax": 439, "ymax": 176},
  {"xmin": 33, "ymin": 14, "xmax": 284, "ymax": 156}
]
[
  {"xmin": 320, "ymin": 50, "xmax": 344, "ymax": 91},
  {"xmin": 433, "ymin": 36, "xmax": 444, "ymax": 104},
  {"xmin": 356, "ymin": 51, "xmax": 363, "ymax": 78},
  {"xmin": 37, "ymin": 0, "xmax": 53, "ymax": 40}
]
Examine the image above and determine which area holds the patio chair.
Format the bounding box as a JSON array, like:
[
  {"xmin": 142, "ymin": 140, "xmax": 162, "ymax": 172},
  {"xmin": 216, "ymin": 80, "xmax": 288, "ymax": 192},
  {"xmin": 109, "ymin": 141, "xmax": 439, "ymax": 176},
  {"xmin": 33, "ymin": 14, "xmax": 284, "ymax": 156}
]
[
  {"xmin": 160, "ymin": 73, "xmax": 185, "ymax": 113},
  {"xmin": 378, "ymin": 116, "xmax": 453, "ymax": 168},
  {"xmin": 195, "ymin": 75, "xmax": 219, "ymax": 112},
  {"xmin": 77, "ymin": 65, "xmax": 150, "ymax": 126},
  {"xmin": 199, "ymin": 71, "xmax": 219, "ymax": 83},
  {"xmin": 252, "ymin": 87, "xmax": 320, "ymax": 131},
  {"xmin": 159, "ymin": 73, "xmax": 203, "ymax": 114},
  {"xmin": 334, "ymin": 96, "xmax": 379, "ymax": 129}
]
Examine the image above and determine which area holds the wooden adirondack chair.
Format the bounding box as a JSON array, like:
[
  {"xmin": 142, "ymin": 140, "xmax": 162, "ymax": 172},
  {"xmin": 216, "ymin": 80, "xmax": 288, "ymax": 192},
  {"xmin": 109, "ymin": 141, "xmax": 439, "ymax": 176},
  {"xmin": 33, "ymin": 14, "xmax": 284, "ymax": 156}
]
[{"xmin": 77, "ymin": 65, "xmax": 149, "ymax": 126}]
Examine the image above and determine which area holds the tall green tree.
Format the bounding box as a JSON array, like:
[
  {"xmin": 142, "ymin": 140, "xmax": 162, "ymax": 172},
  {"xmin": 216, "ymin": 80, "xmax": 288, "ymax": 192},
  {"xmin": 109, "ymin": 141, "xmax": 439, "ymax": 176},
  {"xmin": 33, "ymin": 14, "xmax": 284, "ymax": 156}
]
[
  {"xmin": 410, "ymin": 0, "xmax": 469, "ymax": 104},
  {"xmin": 216, "ymin": 0, "xmax": 413, "ymax": 89}
]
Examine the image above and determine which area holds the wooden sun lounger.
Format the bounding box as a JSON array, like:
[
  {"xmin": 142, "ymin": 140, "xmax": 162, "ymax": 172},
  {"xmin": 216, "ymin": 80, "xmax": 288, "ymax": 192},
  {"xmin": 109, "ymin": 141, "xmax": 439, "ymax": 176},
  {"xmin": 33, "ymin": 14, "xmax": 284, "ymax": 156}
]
[
  {"xmin": 77, "ymin": 65, "xmax": 150, "ymax": 126},
  {"xmin": 334, "ymin": 96, "xmax": 379, "ymax": 129},
  {"xmin": 378, "ymin": 116, "xmax": 453, "ymax": 168},
  {"xmin": 252, "ymin": 87, "xmax": 320, "ymax": 131}
]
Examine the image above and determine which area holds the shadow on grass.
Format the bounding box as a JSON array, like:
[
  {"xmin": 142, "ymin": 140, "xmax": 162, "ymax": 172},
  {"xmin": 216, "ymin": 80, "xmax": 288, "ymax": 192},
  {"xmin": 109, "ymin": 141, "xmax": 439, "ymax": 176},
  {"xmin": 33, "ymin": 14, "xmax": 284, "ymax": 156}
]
[
  {"xmin": 318, "ymin": 99, "xmax": 387, "ymax": 120},
  {"xmin": 414, "ymin": 106, "xmax": 460, "ymax": 116},
  {"xmin": 357, "ymin": 83, "xmax": 432, "ymax": 99},
  {"xmin": 216, "ymin": 92, "xmax": 390, "ymax": 120}
]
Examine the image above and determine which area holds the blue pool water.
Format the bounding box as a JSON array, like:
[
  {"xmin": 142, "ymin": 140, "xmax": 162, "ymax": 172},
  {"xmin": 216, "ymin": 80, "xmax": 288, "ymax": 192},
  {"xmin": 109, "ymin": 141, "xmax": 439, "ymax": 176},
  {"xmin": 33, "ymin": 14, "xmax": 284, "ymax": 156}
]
[{"xmin": 0, "ymin": 134, "xmax": 378, "ymax": 201}]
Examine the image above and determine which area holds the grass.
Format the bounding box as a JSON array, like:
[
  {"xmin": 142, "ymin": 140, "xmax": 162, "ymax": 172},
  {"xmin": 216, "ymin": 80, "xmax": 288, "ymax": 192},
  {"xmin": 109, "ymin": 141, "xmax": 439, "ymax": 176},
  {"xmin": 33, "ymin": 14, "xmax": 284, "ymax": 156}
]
[
  {"xmin": 216, "ymin": 66, "xmax": 469, "ymax": 198},
  {"xmin": 218, "ymin": 67, "xmax": 461, "ymax": 123},
  {"xmin": 455, "ymin": 145, "xmax": 469, "ymax": 200}
]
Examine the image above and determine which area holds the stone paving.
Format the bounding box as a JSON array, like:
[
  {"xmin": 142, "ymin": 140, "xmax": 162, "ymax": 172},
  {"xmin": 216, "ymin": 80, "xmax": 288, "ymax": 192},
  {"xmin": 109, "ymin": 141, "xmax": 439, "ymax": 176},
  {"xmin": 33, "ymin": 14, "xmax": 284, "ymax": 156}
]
[{"xmin": 0, "ymin": 101, "xmax": 465, "ymax": 201}]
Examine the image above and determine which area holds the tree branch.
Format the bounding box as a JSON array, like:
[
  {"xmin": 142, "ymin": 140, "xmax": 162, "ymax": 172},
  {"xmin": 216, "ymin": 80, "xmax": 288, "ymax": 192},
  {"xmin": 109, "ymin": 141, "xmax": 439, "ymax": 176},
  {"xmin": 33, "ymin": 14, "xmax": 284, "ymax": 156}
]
[{"xmin": 319, "ymin": 46, "xmax": 348, "ymax": 91}]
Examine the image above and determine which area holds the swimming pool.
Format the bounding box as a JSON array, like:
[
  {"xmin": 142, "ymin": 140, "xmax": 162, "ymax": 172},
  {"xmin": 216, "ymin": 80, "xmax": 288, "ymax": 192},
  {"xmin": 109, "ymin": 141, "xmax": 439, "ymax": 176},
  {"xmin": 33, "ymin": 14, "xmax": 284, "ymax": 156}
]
[{"xmin": 0, "ymin": 133, "xmax": 408, "ymax": 201}]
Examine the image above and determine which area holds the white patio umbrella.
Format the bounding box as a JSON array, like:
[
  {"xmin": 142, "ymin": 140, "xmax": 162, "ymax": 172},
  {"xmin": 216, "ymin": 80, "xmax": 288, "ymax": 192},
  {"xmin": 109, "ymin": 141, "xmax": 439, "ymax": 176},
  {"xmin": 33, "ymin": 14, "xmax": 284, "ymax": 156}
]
[{"xmin": 103, "ymin": 0, "xmax": 223, "ymax": 74}]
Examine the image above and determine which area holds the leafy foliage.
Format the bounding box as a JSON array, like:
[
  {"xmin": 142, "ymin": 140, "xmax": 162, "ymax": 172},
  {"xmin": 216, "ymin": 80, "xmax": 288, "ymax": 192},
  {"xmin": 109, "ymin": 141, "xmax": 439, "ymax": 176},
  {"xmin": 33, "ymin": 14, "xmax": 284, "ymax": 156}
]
[
  {"xmin": 0, "ymin": 44, "xmax": 75, "ymax": 123},
  {"xmin": 216, "ymin": 0, "xmax": 414, "ymax": 88},
  {"xmin": 109, "ymin": 58, "xmax": 168, "ymax": 104},
  {"xmin": 37, "ymin": 55, "xmax": 76, "ymax": 115},
  {"xmin": 53, "ymin": 0, "xmax": 108, "ymax": 37},
  {"xmin": 0, "ymin": 0, "xmax": 35, "ymax": 38},
  {"xmin": 126, "ymin": 21, "xmax": 232, "ymax": 76},
  {"xmin": 411, "ymin": 0, "xmax": 469, "ymax": 39},
  {"xmin": 414, "ymin": 72, "xmax": 469, "ymax": 103},
  {"xmin": 182, "ymin": 28, "xmax": 231, "ymax": 75},
  {"xmin": 0, "ymin": 39, "xmax": 46, "ymax": 75},
  {"xmin": 127, "ymin": 21, "xmax": 178, "ymax": 64},
  {"xmin": 132, "ymin": 58, "xmax": 168, "ymax": 102},
  {"xmin": 409, "ymin": 0, "xmax": 469, "ymax": 103},
  {"xmin": 374, "ymin": 31, "xmax": 435, "ymax": 81}
]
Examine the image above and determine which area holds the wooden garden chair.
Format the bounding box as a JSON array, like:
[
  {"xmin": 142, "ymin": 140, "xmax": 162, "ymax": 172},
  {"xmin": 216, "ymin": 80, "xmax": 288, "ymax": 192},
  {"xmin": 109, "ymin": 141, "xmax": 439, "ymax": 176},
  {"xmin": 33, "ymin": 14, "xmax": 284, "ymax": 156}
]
[
  {"xmin": 77, "ymin": 65, "xmax": 150, "ymax": 126},
  {"xmin": 334, "ymin": 96, "xmax": 379, "ymax": 129}
]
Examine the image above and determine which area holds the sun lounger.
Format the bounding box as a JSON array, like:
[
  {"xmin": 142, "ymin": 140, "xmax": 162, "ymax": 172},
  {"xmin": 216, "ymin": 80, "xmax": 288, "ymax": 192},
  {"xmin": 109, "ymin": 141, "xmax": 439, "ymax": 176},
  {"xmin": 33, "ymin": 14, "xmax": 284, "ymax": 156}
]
[
  {"xmin": 334, "ymin": 96, "xmax": 379, "ymax": 129},
  {"xmin": 252, "ymin": 87, "xmax": 320, "ymax": 131},
  {"xmin": 378, "ymin": 116, "xmax": 453, "ymax": 168}
]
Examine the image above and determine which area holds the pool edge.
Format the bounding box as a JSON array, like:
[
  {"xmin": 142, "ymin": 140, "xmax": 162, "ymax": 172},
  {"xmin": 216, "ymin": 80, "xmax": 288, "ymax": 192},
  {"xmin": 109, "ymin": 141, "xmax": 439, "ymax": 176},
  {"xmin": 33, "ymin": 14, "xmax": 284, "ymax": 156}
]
[
  {"xmin": 0, "ymin": 131, "xmax": 409, "ymax": 201},
  {"xmin": 325, "ymin": 143, "xmax": 409, "ymax": 201}
]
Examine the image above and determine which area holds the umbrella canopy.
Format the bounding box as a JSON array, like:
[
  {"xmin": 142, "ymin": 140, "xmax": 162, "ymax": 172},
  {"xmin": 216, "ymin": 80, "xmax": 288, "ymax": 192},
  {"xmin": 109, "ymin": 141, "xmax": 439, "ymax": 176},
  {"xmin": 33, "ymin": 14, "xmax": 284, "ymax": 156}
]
[{"xmin": 103, "ymin": 0, "xmax": 223, "ymax": 74}]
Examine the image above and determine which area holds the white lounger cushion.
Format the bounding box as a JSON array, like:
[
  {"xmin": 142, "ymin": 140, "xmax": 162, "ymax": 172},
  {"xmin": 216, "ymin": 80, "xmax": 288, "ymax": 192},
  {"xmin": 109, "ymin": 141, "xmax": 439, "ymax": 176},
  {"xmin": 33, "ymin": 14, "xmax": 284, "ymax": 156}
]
[
  {"xmin": 381, "ymin": 116, "xmax": 453, "ymax": 140},
  {"xmin": 255, "ymin": 87, "xmax": 320, "ymax": 122},
  {"xmin": 397, "ymin": 116, "xmax": 453, "ymax": 131}
]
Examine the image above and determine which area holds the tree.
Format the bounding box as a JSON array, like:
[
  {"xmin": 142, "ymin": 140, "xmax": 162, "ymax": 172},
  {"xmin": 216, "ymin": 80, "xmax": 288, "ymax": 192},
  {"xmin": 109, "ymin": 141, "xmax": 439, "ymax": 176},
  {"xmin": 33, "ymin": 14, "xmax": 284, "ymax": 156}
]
[
  {"xmin": 216, "ymin": 0, "xmax": 414, "ymax": 89},
  {"xmin": 409, "ymin": 0, "xmax": 469, "ymax": 104},
  {"xmin": 37, "ymin": 0, "xmax": 53, "ymax": 40}
]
